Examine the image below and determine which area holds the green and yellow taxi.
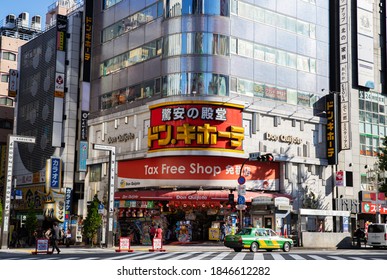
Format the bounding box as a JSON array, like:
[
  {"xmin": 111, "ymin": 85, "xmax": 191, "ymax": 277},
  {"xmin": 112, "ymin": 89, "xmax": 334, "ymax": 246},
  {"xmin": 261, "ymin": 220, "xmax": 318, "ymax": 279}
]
[{"xmin": 224, "ymin": 227, "xmax": 293, "ymax": 252}]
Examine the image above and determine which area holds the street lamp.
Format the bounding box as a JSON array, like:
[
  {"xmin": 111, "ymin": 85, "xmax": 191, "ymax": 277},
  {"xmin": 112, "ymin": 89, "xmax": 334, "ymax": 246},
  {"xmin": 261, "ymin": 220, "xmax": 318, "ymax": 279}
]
[{"xmin": 1, "ymin": 135, "xmax": 35, "ymax": 249}]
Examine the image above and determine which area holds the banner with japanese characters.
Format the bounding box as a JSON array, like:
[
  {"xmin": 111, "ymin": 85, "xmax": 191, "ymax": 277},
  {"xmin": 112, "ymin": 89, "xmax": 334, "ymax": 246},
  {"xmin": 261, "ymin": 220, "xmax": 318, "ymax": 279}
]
[{"xmin": 148, "ymin": 101, "xmax": 244, "ymax": 153}]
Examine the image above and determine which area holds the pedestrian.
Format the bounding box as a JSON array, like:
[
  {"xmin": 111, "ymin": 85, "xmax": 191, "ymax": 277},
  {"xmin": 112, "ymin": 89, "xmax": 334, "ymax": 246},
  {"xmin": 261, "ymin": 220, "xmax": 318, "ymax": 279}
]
[
  {"xmin": 51, "ymin": 223, "xmax": 61, "ymax": 254},
  {"xmin": 149, "ymin": 224, "xmax": 156, "ymax": 242},
  {"xmin": 155, "ymin": 225, "xmax": 163, "ymax": 239},
  {"xmin": 354, "ymin": 226, "xmax": 365, "ymax": 248},
  {"xmin": 65, "ymin": 228, "xmax": 71, "ymax": 248},
  {"xmin": 220, "ymin": 223, "xmax": 226, "ymax": 241}
]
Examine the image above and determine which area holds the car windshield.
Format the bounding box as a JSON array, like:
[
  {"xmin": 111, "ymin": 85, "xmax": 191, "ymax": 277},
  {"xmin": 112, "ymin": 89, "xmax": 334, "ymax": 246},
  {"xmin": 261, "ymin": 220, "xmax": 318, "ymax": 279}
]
[
  {"xmin": 237, "ymin": 228, "xmax": 252, "ymax": 235},
  {"xmin": 368, "ymin": 224, "xmax": 385, "ymax": 233}
]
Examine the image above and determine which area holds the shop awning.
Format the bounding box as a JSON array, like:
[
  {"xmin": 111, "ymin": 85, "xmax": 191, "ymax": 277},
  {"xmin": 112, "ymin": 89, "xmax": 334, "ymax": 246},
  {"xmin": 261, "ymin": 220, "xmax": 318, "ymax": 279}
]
[{"xmin": 114, "ymin": 190, "xmax": 292, "ymax": 203}]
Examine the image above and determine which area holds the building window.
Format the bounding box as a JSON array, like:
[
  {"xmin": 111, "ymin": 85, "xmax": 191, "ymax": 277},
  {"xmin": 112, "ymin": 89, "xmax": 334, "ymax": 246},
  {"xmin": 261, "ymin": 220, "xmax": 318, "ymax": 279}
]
[
  {"xmin": 165, "ymin": 0, "xmax": 230, "ymax": 18},
  {"xmin": 2, "ymin": 51, "xmax": 16, "ymax": 61},
  {"xmin": 1, "ymin": 74, "xmax": 9, "ymax": 83},
  {"xmin": 359, "ymin": 90, "xmax": 385, "ymax": 156},
  {"xmin": 89, "ymin": 164, "xmax": 102, "ymax": 182},
  {"xmin": 102, "ymin": 1, "xmax": 163, "ymax": 43},
  {"xmin": 0, "ymin": 97, "xmax": 14, "ymax": 106},
  {"xmin": 102, "ymin": 0, "xmax": 123, "ymax": 10}
]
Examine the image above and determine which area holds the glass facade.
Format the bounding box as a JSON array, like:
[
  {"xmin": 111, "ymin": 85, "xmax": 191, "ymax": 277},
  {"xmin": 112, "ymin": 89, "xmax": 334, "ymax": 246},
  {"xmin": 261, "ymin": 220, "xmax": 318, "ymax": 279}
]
[
  {"xmin": 231, "ymin": 0, "xmax": 316, "ymax": 39},
  {"xmin": 165, "ymin": 0, "xmax": 230, "ymax": 17},
  {"xmin": 99, "ymin": 39, "xmax": 162, "ymax": 77},
  {"xmin": 359, "ymin": 91, "xmax": 385, "ymax": 156},
  {"xmin": 103, "ymin": 0, "xmax": 123, "ymax": 10},
  {"xmin": 163, "ymin": 32, "xmax": 229, "ymax": 57},
  {"xmin": 97, "ymin": 0, "xmax": 326, "ymax": 112},
  {"xmin": 102, "ymin": 1, "xmax": 163, "ymax": 43}
]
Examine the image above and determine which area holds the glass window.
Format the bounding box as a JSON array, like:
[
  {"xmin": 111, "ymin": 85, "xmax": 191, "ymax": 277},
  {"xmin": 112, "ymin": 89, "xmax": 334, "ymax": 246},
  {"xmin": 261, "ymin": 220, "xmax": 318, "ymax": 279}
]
[
  {"xmin": 265, "ymin": 47, "xmax": 276, "ymax": 63},
  {"xmin": 359, "ymin": 122, "xmax": 365, "ymax": 133},
  {"xmin": 1, "ymin": 74, "xmax": 9, "ymax": 83},
  {"xmin": 103, "ymin": 0, "xmax": 123, "ymax": 9},
  {"xmin": 2, "ymin": 52, "xmax": 16, "ymax": 61},
  {"xmin": 265, "ymin": 10, "xmax": 277, "ymax": 26},
  {"xmin": 287, "ymin": 53, "xmax": 297, "ymax": 68},
  {"xmin": 286, "ymin": 17, "xmax": 297, "ymax": 32},
  {"xmin": 89, "ymin": 164, "xmax": 102, "ymax": 182},
  {"xmin": 380, "ymin": 115, "xmax": 385, "ymax": 124},
  {"xmin": 372, "ymin": 124, "xmax": 379, "ymax": 135},
  {"xmin": 276, "ymin": 50, "xmax": 287, "ymax": 66},
  {"xmin": 359, "ymin": 111, "xmax": 365, "ymax": 121},
  {"xmin": 238, "ymin": 39, "xmax": 253, "ymax": 58},
  {"xmin": 380, "ymin": 126, "xmax": 385, "ymax": 137},
  {"xmin": 359, "ymin": 99, "xmax": 365, "ymax": 110},
  {"xmin": 254, "ymin": 45, "xmax": 265, "ymax": 61},
  {"xmin": 254, "ymin": 6, "xmax": 265, "ymax": 22},
  {"xmin": 143, "ymin": 80, "xmax": 154, "ymax": 98},
  {"xmin": 231, "ymin": 0, "xmax": 237, "ymax": 14},
  {"xmin": 231, "ymin": 38, "xmax": 237, "ymax": 54},
  {"xmin": 297, "ymin": 21, "xmax": 310, "ymax": 36},
  {"xmin": 365, "ymin": 123, "xmax": 372, "ymax": 134}
]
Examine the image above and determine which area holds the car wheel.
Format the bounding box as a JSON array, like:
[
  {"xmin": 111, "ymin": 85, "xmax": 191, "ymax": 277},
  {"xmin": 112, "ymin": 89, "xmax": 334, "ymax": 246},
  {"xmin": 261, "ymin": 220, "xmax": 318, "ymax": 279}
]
[
  {"xmin": 250, "ymin": 242, "xmax": 259, "ymax": 253},
  {"xmin": 234, "ymin": 248, "xmax": 242, "ymax": 252},
  {"xmin": 283, "ymin": 242, "xmax": 291, "ymax": 252}
]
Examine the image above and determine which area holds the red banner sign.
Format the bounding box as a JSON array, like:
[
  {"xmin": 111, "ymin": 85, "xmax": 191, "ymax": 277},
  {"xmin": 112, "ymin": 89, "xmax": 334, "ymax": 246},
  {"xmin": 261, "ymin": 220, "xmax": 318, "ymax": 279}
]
[
  {"xmin": 361, "ymin": 202, "xmax": 387, "ymax": 214},
  {"xmin": 148, "ymin": 102, "xmax": 244, "ymax": 152}
]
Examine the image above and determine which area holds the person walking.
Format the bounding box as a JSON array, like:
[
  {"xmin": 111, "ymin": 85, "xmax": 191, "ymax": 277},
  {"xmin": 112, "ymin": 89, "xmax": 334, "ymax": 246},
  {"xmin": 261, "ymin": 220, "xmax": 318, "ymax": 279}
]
[
  {"xmin": 155, "ymin": 225, "xmax": 163, "ymax": 240},
  {"xmin": 149, "ymin": 224, "xmax": 156, "ymax": 243},
  {"xmin": 51, "ymin": 223, "xmax": 61, "ymax": 254},
  {"xmin": 354, "ymin": 226, "xmax": 365, "ymax": 248}
]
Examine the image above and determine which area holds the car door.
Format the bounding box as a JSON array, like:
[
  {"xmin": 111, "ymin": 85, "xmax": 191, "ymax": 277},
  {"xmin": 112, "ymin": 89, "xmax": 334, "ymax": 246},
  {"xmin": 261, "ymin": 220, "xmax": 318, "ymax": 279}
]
[{"xmin": 267, "ymin": 229, "xmax": 281, "ymax": 249}]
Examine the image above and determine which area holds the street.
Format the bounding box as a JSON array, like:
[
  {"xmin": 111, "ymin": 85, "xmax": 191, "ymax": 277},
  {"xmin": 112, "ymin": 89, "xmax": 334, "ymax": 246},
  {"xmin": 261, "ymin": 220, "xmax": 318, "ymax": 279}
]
[{"xmin": 1, "ymin": 245, "xmax": 387, "ymax": 260}]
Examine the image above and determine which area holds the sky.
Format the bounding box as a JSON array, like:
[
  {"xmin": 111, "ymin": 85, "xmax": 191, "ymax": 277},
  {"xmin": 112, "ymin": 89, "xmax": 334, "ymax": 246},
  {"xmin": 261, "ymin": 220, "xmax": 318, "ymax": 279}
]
[{"xmin": 0, "ymin": 0, "xmax": 56, "ymax": 28}]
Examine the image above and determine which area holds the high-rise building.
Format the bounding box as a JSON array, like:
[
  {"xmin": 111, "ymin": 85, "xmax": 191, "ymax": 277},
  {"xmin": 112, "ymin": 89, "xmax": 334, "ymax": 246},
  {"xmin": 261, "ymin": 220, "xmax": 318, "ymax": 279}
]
[
  {"xmin": 87, "ymin": 0, "xmax": 336, "ymax": 247},
  {"xmin": 0, "ymin": 12, "xmax": 42, "ymax": 213},
  {"xmin": 329, "ymin": 0, "xmax": 387, "ymax": 229},
  {"xmin": 8, "ymin": 1, "xmax": 86, "ymax": 246}
]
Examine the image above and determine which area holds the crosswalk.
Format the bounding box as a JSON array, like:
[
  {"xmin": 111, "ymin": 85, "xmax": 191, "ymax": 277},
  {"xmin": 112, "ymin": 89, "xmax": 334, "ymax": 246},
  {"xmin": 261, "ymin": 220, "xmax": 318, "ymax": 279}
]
[{"xmin": 3, "ymin": 251, "xmax": 387, "ymax": 261}]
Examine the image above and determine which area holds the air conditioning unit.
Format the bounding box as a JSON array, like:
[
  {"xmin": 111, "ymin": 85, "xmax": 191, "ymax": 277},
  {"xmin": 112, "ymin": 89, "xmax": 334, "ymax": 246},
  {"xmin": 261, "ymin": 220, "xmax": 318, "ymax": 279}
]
[
  {"xmin": 4, "ymin": 14, "xmax": 16, "ymax": 29},
  {"xmin": 18, "ymin": 12, "xmax": 29, "ymax": 28},
  {"xmin": 31, "ymin": 15, "xmax": 42, "ymax": 31}
]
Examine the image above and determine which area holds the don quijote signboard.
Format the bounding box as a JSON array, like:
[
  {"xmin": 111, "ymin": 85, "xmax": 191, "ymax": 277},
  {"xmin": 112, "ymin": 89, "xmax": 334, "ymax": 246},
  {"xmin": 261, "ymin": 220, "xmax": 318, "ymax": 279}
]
[
  {"xmin": 148, "ymin": 101, "xmax": 245, "ymax": 153},
  {"xmin": 118, "ymin": 156, "xmax": 279, "ymax": 191}
]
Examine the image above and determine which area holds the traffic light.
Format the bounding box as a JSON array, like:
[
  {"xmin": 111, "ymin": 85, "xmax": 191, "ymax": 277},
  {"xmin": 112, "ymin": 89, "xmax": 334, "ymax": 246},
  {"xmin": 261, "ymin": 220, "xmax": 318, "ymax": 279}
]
[{"xmin": 258, "ymin": 153, "xmax": 274, "ymax": 162}]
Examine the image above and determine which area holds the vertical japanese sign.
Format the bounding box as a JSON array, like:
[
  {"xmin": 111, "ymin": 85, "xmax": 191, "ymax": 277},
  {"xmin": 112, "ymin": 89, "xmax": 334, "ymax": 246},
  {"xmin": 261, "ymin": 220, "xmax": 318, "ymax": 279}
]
[
  {"xmin": 63, "ymin": 187, "xmax": 72, "ymax": 232},
  {"xmin": 50, "ymin": 157, "xmax": 61, "ymax": 189},
  {"xmin": 339, "ymin": 0, "xmax": 351, "ymax": 150},
  {"xmin": 326, "ymin": 93, "xmax": 338, "ymax": 165},
  {"xmin": 83, "ymin": 0, "xmax": 93, "ymax": 82},
  {"xmin": 8, "ymin": 69, "xmax": 18, "ymax": 97}
]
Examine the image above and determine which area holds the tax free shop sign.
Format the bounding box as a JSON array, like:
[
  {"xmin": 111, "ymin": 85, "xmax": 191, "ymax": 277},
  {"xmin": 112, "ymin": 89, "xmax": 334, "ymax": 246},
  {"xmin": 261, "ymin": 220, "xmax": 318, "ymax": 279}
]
[{"xmin": 118, "ymin": 156, "xmax": 279, "ymax": 191}]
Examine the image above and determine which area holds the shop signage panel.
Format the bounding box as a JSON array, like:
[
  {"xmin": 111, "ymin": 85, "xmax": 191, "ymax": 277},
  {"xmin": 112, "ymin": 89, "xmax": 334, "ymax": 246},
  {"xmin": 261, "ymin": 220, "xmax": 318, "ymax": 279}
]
[
  {"xmin": 148, "ymin": 101, "xmax": 244, "ymax": 152},
  {"xmin": 361, "ymin": 202, "xmax": 387, "ymax": 214},
  {"xmin": 118, "ymin": 156, "xmax": 279, "ymax": 190}
]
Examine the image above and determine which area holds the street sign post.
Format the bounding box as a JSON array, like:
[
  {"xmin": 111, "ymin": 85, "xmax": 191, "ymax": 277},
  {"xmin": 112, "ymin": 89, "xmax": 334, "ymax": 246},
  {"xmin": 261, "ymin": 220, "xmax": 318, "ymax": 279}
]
[
  {"xmin": 1, "ymin": 135, "xmax": 35, "ymax": 250},
  {"xmin": 93, "ymin": 143, "xmax": 116, "ymax": 248}
]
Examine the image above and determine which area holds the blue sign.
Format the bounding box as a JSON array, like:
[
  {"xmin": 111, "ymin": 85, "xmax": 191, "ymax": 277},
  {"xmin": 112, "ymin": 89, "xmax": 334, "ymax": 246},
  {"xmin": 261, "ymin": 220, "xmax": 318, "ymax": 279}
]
[
  {"xmin": 50, "ymin": 157, "xmax": 61, "ymax": 188},
  {"xmin": 237, "ymin": 176, "xmax": 246, "ymax": 185},
  {"xmin": 79, "ymin": 141, "xmax": 88, "ymax": 171},
  {"xmin": 237, "ymin": 195, "xmax": 246, "ymax": 205}
]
